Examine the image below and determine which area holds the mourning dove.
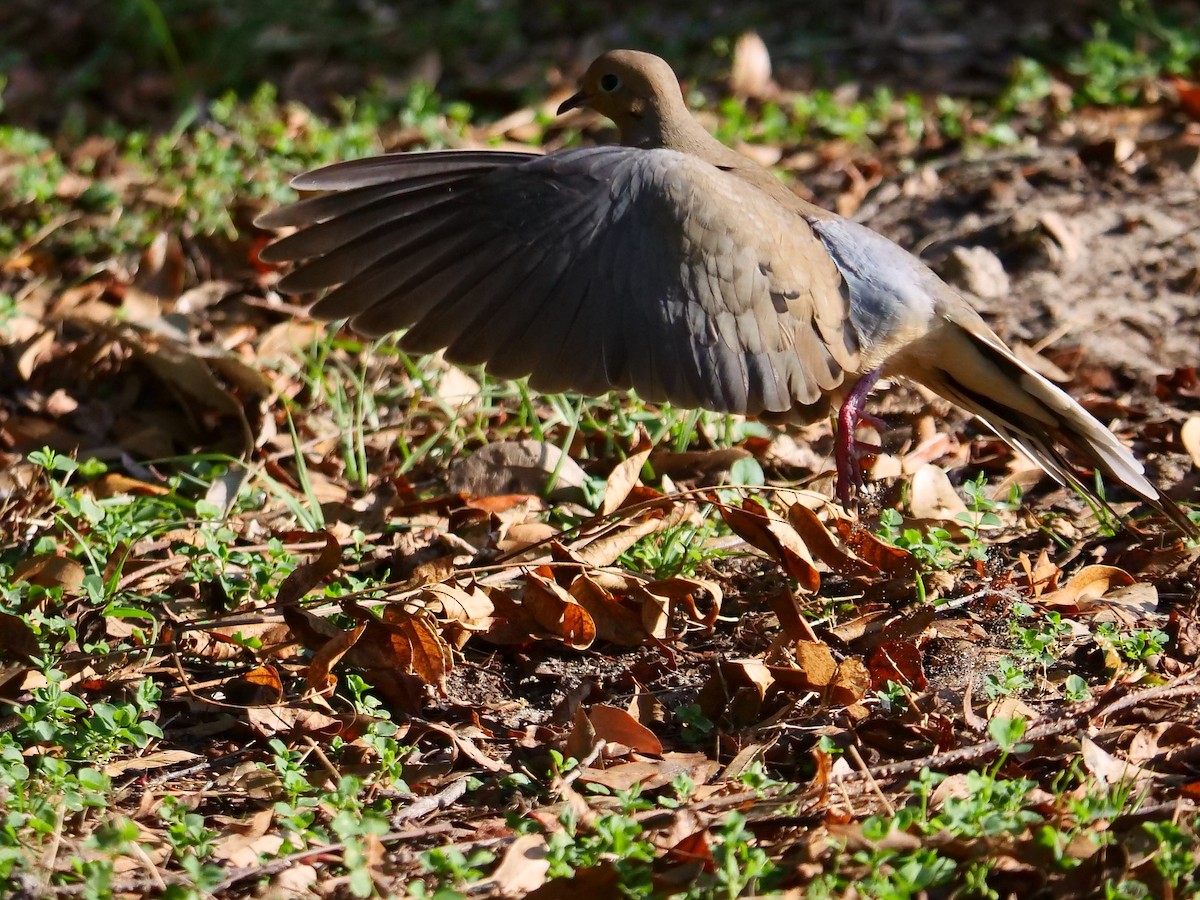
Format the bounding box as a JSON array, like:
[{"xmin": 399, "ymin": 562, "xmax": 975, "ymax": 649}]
[{"xmin": 257, "ymin": 50, "xmax": 1196, "ymax": 536}]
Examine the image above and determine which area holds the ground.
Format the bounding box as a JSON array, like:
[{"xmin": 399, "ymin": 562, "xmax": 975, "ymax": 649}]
[{"xmin": 1, "ymin": 2, "xmax": 1199, "ymax": 898}]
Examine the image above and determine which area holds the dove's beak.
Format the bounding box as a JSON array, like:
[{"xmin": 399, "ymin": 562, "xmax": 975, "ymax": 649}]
[{"xmin": 557, "ymin": 90, "xmax": 588, "ymax": 115}]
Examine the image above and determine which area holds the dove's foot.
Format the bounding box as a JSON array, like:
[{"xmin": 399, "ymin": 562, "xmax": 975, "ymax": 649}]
[{"xmin": 835, "ymin": 367, "xmax": 884, "ymax": 506}]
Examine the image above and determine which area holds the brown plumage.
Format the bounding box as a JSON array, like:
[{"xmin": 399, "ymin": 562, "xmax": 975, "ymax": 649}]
[{"xmin": 257, "ymin": 50, "xmax": 1196, "ymax": 537}]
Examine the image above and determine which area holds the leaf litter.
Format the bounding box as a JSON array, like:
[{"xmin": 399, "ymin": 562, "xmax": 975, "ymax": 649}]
[{"xmin": 2, "ymin": 6, "xmax": 1200, "ymax": 898}]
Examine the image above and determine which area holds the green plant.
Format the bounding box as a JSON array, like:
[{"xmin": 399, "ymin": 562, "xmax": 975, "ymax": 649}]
[
  {"xmin": 876, "ymin": 508, "xmax": 960, "ymax": 570},
  {"xmin": 674, "ymin": 703, "xmax": 716, "ymax": 747},
  {"xmin": 619, "ymin": 515, "xmax": 730, "ymax": 579},
  {"xmin": 984, "ymin": 657, "xmax": 1035, "ymax": 699},
  {"xmin": 1065, "ymin": 0, "xmax": 1199, "ymax": 106},
  {"xmin": 736, "ymin": 761, "xmax": 792, "ymax": 797},
  {"xmin": 1095, "ymin": 623, "xmax": 1169, "ymax": 663},
  {"xmin": 1143, "ymin": 820, "xmax": 1199, "ymax": 893},
  {"xmin": 707, "ymin": 812, "xmax": 779, "ymax": 897}
]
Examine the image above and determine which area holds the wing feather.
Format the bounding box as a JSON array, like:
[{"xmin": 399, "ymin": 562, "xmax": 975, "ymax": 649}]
[{"xmin": 260, "ymin": 146, "xmax": 862, "ymax": 417}]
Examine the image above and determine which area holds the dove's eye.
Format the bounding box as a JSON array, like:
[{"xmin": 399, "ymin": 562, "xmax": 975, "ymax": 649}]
[{"xmin": 599, "ymin": 73, "xmax": 621, "ymax": 92}]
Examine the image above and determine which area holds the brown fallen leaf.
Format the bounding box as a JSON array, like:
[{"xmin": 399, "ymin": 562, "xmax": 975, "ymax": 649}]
[
  {"xmin": 1171, "ymin": 76, "xmax": 1200, "ymax": 121},
  {"xmin": 729, "ymin": 32, "xmax": 773, "ymax": 99},
  {"xmin": 908, "ymin": 464, "xmax": 969, "ymax": 520},
  {"xmin": 523, "ymin": 570, "xmax": 597, "ymax": 649},
  {"xmin": 602, "ymin": 425, "xmax": 653, "ymax": 515},
  {"xmin": 88, "ymin": 472, "xmax": 170, "ymax": 498},
  {"xmin": 1181, "ymin": 417, "xmax": 1200, "ymax": 468},
  {"xmin": 12, "ymin": 554, "xmax": 85, "ymax": 591},
  {"xmin": 448, "ymin": 439, "xmax": 587, "ymax": 500},
  {"xmin": 794, "ymin": 640, "xmax": 838, "ymax": 685},
  {"xmin": 243, "ymin": 705, "xmax": 341, "ymax": 740},
  {"xmin": 390, "ymin": 610, "xmax": 452, "ymax": 691},
  {"xmin": 570, "ymin": 514, "xmax": 665, "ymax": 569},
  {"xmin": 491, "ymin": 833, "xmax": 550, "ymax": 898},
  {"xmin": 305, "ymin": 624, "xmax": 366, "ymax": 694},
  {"xmin": 715, "ymin": 496, "xmax": 819, "ymax": 590},
  {"xmin": 1039, "ymin": 565, "xmax": 1137, "ymax": 612},
  {"xmin": 1017, "ymin": 549, "xmax": 1061, "ymax": 598},
  {"xmin": 586, "ymin": 704, "xmax": 663, "ymax": 755},
  {"xmin": 834, "ymin": 521, "xmax": 917, "ymax": 577},
  {"xmin": 787, "ymin": 503, "xmax": 876, "ymax": 577},
  {"xmin": 569, "ymin": 576, "xmax": 650, "ymax": 646},
  {"xmin": 867, "ymin": 640, "xmax": 928, "ymax": 691},
  {"xmin": 766, "ymin": 589, "xmax": 821, "ymax": 643},
  {"xmin": 1081, "ymin": 736, "xmax": 1161, "ymax": 787},
  {"xmin": 524, "ymin": 861, "xmax": 621, "ymax": 899},
  {"xmin": 565, "ymin": 704, "xmax": 599, "ymax": 763},
  {"xmin": 0, "ymin": 611, "xmax": 40, "ymax": 662},
  {"xmin": 828, "ymin": 657, "xmax": 870, "ymax": 706},
  {"xmin": 102, "ymin": 749, "xmax": 201, "ymax": 777},
  {"xmin": 276, "ymin": 530, "xmax": 341, "ymax": 605},
  {"xmin": 225, "ymin": 664, "xmax": 284, "ymax": 706}
]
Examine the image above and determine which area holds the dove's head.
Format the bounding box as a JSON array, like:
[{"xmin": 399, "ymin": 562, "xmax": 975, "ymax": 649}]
[{"xmin": 558, "ymin": 50, "xmax": 689, "ymax": 147}]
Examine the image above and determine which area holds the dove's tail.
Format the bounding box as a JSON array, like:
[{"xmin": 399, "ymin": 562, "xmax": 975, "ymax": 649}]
[{"xmin": 905, "ymin": 315, "xmax": 1196, "ymax": 538}]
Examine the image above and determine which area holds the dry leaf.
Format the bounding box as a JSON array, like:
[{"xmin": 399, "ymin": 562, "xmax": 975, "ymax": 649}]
[
  {"xmin": 13, "ymin": 554, "xmax": 85, "ymax": 591},
  {"xmin": 448, "ymin": 440, "xmax": 587, "ymax": 499},
  {"xmin": 523, "ymin": 571, "xmax": 597, "ymax": 649},
  {"xmin": 602, "ymin": 425, "xmax": 653, "ymax": 515},
  {"xmin": 305, "ymin": 624, "xmax": 366, "ymax": 694},
  {"xmin": 226, "ymin": 664, "xmax": 284, "ymax": 706},
  {"xmin": 491, "ymin": 834, "xmax": 550, "ymax": 898},
  {"xmin": 717, "ymin": 497, "xmax": 819, "ymax": 590},
  {"xmin": 867, "ymin": 640, "xmax": 928, "ymax": 691},
  {"xmin": 586, "ymin": 704, "xmax": 663, "ymax": 755},
  {"xmin": 391, "ymin": 611, "xmax": 452, "ymax": 690},
  {"xmin": 908, "ymin": 464, "xmax": 968, "ymax": 520},
  {"xmin": 1081, "ymin": 737, "xmax": 1160, "ymax": 786},
  {"xmin": 729, "ymin": 32, "xmax": 773, "ymax": 99},
  {"xmin": 787, "ymin": 504, "xmax": 875, "ymax": 577},
  {"xmin": 0, "ymin": 611, "xmax": 40, "ymax": 662},
  {"xmin": 793, "ymin": 640, "xmax": 838, "ymax": 687},
  {"xmin": 102, "ymin": 749, "xmax": 201, "ymax": 776},
  {"xmin": 569, "ymin": 576, "xmax": 649, "ymax": 646},
  {"xmin": 834, "ymin": 521, "xmax": 917, "ymax": 577},
  {"xmin": 276, "ymin": 530, "xmax": 341, "ymax": 605},
  {"xmin": 1181, "ymin": 417, "xmax": 1200, "ymax": 467},
  {"xmin": 1039, "ymin": 565, "xmax": 1137, "ymax": 612}
]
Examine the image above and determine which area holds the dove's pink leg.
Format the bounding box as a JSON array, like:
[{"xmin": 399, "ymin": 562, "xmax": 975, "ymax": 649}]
[{"xmin": 835, "ymin": 367, "xmax": 884, "ymax": 505}]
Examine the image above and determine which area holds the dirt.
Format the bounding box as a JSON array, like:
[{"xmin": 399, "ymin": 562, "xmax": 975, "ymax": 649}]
[{"xmin": 860, "ymin": 152, "xmax": 1200, "ymax": 381}]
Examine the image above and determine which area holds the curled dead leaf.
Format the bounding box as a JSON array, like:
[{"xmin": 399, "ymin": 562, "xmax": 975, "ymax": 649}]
[
  {"xmin": 276, "ymin": 530, "xmax": 341, "ymax": 605},
  {"xmin": 586, "ymin": 704, "xmax": 664, "ymax": 755},
  {"xmin": 1039, "ymin": 565, "xmax": 1137, "ymax": 612},
  {"xmin": 523, "ymin": 571, "xmax": 596, "ymax": 649},
  {"xmin": 1181, "ymin": 417, "xmax": 1200, "ymax": 468},
  {"xmin": 569, "ymin": 576, "xmax": 650, "ymax": 646},
  {"xmin": 602, "ymin": 425, "xmax": 653, "ymax": 515},
  {"xmin": 787, "ymin": 503, "xmax": 875, "ymax": 577},
  {"xmin": 305, "ymin": 624, "xmax": 366, "ymax": 695},
  {"xmin": 715, "ymin": 496, "xmax": 820, "ymax": 590},
  {"xmin": 834, "ymin": 521, "xmax": 917, "ymax": 577},
  {"xmin": 390, "ymin": 611, "xmax": 452, "ymax": 691}
]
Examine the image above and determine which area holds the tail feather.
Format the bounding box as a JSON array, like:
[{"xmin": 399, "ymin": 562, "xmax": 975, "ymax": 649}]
[{"xmin": 910, "ymin": 319, "xmax": 1196, "ymax": 538}]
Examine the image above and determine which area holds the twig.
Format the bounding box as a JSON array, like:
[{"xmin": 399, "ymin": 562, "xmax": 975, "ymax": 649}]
[
  {"xmin": 835, "ymin": 673, "xmax": 1200, "ymax": 786},
  {"xmin": 211, "ymin": 823, "xmax": 455, "ymax": 894},
  {"xmin": 561, "ymin": 740, "xmax": 607, "ymax": 787},
  {"xmin": 391, "ymin": 777, "xmax": 472, "ymax": 826}
]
